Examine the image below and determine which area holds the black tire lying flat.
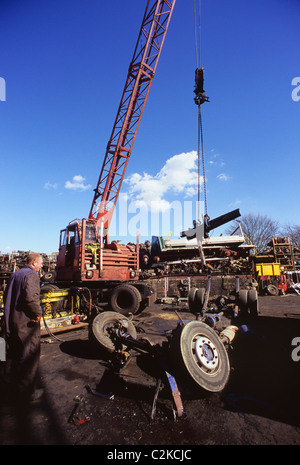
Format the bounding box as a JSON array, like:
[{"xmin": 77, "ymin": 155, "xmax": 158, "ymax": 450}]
[
  {"xmin": 41, "ymin": 271, "xmax": 54, "ymax": 283},
  {"xmin": 109, "ymin": 284, "xmax": 141, "ymax": 315},
  {"xmin": 91, "ymin": 311, "xmax": 137, "ymax": 353},
  {"xmin": 171, "ymin": 321, "xmax": 230, "ymax": 392}
]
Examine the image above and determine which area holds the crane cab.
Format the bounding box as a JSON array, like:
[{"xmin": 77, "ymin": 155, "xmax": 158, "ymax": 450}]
[{"xmin": 56, "ymin": 218, "xmax": 139, "ymax": 283}]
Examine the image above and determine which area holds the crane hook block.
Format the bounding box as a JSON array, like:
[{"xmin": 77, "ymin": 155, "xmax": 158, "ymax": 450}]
[{"xmin": 194, "ymin": 67, "xmax": 209, "ymax": 105}]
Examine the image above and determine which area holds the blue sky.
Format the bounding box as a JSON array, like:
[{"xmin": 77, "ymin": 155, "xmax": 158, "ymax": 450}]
[{"xmin": 0, "ymin": 0, "xmax": 299, "ymax": 254}]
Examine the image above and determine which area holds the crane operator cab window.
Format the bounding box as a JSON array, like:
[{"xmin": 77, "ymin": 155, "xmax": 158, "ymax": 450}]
[
  {"xmin": 85, "ymin": 221, "xmax": 97, "ymax": 244},
  {"xmin": 60, "ymin": 224, "xmax": 80, "ymax": 267}
]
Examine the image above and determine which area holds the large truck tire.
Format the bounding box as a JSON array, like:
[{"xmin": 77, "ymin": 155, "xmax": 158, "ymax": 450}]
[
  {"xmin": 109, "ymin": 284, "xmax": 141, "ymax": 315},
  {"xmin": 188, "ymin": 287, "xmax": 205, "ymax": 314},
  {"xmin": 239, "ymin": 288, "xmax": 259, "ymax": 317},
  {"xmin": 170, "ymin": 320, "xmax": 230, "ymax": 393},
  {"xmin": 248, "ymin": 289, "xmax": 259, "ymax": 317}
]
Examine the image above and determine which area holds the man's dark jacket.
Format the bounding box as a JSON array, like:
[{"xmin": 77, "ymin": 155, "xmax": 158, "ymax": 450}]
[
  {"xmin": 4, "ymin": 265, "xmax": 42, "ymax": 347},
  {"xmin": 3, "ymin": 265, "xmax": 42, "ymax": 395}
]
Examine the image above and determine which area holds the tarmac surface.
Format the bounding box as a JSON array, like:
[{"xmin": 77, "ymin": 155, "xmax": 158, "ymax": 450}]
[{"xmin": 1, "ymin": 294, "xmax": 300, "ymax": 449}]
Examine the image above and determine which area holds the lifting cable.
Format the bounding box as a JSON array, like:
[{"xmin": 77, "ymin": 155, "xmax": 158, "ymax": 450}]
[
  {"xmin": 194, "ymin": 0, "xmax": 208, "ymax": 220},
  {"xmin": 198, "ymin": 102, "xmax": 207, "ymax": 217}
]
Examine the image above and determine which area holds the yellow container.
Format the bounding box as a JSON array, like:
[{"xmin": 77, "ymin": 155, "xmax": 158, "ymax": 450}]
[{"xmin": 256, "ymin": 263, "xmax": 281, "ymax": 276}]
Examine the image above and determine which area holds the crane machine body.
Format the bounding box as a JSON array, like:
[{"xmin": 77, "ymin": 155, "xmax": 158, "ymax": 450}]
[{"xmin": 55, "ymin": 0, "xmax": 175, "ymax": 296}]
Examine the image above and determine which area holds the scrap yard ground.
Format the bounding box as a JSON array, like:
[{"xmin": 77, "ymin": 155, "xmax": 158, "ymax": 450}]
[{"xmin": 0, "ymin": 294, "xmax": 300, "ymax": 447}]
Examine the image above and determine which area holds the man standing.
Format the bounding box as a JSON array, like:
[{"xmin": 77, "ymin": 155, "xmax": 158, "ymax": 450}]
[{"xmin": 4, "ymin": 253, "xmax": 43, "ymax": 401}]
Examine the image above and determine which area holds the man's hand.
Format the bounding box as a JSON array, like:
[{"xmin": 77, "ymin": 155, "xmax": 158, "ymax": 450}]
[{"xmin": 29, "ymin": 315, "xmax": 42, "ymax": 325}]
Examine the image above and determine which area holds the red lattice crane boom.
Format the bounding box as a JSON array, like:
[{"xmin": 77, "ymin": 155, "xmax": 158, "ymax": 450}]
[{"xmin": 89, "ymin": 0, "xmax": 176, "ymax": 235}]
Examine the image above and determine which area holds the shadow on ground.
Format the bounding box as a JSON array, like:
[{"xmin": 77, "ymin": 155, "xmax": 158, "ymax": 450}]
[{"xmin": 222, "ymin": 314, "xmax": 300, "ymax": 427}]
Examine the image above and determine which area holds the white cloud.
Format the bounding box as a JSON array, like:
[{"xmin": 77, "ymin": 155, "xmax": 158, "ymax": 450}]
[
  {"xmin": 125, "ymin": 151, "xmax": 202, "ymax": 212},
  {"xmin": 228, "ymin": 200, "xmax": 242, "ymax": 208},
  {"xmin": 229, "ymin": 199, "xmax": 241, "ymax": 207},
  {"xmin": 44, "ymin": 181, "xmax": 58, "ymax": 190},
  {"xmin": 65, "ymin": 175, "xmax": 92, "ymax": 191},
  {"xmin": 209, "ymin": 150, "xmax": 225, "ymax": 167},
  {"xmin": 217, "ymin": 173, "xmax": 231, "ymax": 181}
]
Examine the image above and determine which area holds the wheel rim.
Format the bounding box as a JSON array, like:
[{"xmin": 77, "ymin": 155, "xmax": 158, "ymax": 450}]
[
  {"xmin": 103, "ymin": 319, "xmax": 129, "ymax": 338},
  {"xmin": 103, "ymin": 322, "xmax": 114, "ymax": 338},
  {"xmin": 176, "ymin": 321, "xmax": 230, "ymax": 392},
  {"xmin": 193, "ymin": 334, "xmax": 219, "ymax": 372},
  {"xmin": 91, "ymin": 311, "xmax": 137, "ymax": 352}
]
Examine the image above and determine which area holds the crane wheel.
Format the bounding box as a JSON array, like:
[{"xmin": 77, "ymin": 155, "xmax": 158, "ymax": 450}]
[{"xmin": 109, "ymin": 284, "xmax": 142, "ymax": 315}]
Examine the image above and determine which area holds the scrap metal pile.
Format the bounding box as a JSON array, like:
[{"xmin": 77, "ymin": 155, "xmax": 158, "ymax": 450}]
[
  {"xmin": 0, "ymin": 251, "xmax": 57, "ymax": 290},
  {"xmin": 139, "ymin": 209, "xmax": 256, "ymax": 278},
  {"xmin": 88, "ymin": 288, "xmax": 248, "ymax": 419}
]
